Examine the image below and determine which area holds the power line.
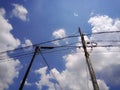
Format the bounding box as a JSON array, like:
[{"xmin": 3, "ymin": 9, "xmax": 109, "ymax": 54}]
[
  {"xmin": 0, "ymin": 46, "xmax": 120, "ymax": 64},
  {"xmin": 19, "ymin": 46, "xmax": 56, "ymax": 90},
  {"xmin": 0, "ymin": 39, "xmax": 120, "ymax": 63},
  {"xmin": 0, "ymin": 35, "xmax": 79, "ymax": 55},
  {"xmin": 0, "ymin": 44, "xmax": 119, "ymax": 59},
  {"xmin": 91, "ymin": 40, "xmax": 120, "ymax": 42},
  {"xmin": 84, "ymin": 30, "xmax": 120, "ymax": 36},
  {"xmin": 0, "ymin": 42, "xmax": 79, "ymax": 60},
  {"xmin": 43, "ymin": 47, "xmax": 76, "ymax": 55},
  {"xmin": 0, "ymin": 44, "xmax": 120, "ymax": 62},
  {"xmin": 39, "ymin": 49, "xmax": 63, "ymax": 90},
  {"xmin": 95, "ymin": 44, "xmax": 120, "ymax": 47},
  {"xmin": 0, "ymin": 47, "xmax": 75, "ymax": 63},
  {"xmin": 0, "ymin": 51, "xmax": 34, "ymax": 61},
  {"xmin": 1, "ymin": 30, "xmax": 120, "ymax": 90},
  {"xmin": 0, "ymin": 30, "xmax": 120, "ymax": 55}
]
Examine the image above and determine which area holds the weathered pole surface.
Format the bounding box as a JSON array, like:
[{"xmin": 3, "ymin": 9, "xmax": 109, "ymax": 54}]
[{"xmin": 78, "ymin": 27, "xmax": 99, "ymax": 90}]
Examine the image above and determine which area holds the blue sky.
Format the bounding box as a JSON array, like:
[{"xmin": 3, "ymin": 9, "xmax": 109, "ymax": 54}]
[{"xmin": 0, "ymin": 0, "xmax": 120, "ymax": 90}]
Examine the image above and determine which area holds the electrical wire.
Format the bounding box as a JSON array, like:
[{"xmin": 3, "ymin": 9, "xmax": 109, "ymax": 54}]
[
  {"xmin": 42, "ymin": 47, "xmax": 76, "ymax": 54},
  {"xmin": 95, "ymin": 44, "xmax": 120, "ymax": 47},
  {"xmin": 0, "ymin": 42, "xmax": 120, "ymax": 63},
  {"xmin": 0, "ymin": 51, "xmax": 34, "ymax": 61},
  {"xmin": 84, "ymin": 30, "xmax": 120, "ymax": 36},
  {"xmin": 2, "ymin": 43, "xmax": 120, "ymax": 60},
  {"xmin": 41, "ymin": 41, "xmax": 80, "ymax": 51},
  {"xmin": 0, "ymin": 42, "xmax": 79, "ymax": 60},
  {"xmin": 39, "ymin": 49, "xmax": 63, "ymax": 90},
  {"xmin": 0, "ymin": 47, "xmax": 73, "ymax": 63},
  {"xmin": 0, "ymin": 52, "xmax": 36, "ymax": 63},
  {"xmin": 0, "ymin": 35, "xmax": 79, "ymax": 55},
  {"xmin": 0, "ymin": 48, "xmax": 120, "ymax": 63},
  {"xmin": 0, "ymin": 44, "xmax": 120, "ymax": 62},
  {"xmin": 1, "ymin": 30, "xmax": 120, "ymax": 90},
  {"xmin": 91, "ymin": 40, "xmax": 120, "ymax": 43},
  {"xmin": 0, "ymin": 30, "xmax": 120, "ymax": 55},
  {"xmin": 0, "ymin": 47, "xmax": 72, "ymax": 63}
]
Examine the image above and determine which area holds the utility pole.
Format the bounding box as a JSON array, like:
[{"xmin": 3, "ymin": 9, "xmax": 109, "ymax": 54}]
[
  {"xmin": 78, "ymin": 27, "xmax": 99, "ymax": 90},
  {"xmin": 19, "ymin": 46, "xmax": 54, "ymax": 90},
  {"xmin": 19, "ymin": 46, "xmax": 40, "ymax": 90}
]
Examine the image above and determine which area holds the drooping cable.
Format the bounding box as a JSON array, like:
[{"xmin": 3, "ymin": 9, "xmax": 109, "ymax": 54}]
[
  {"xmin": 0, "ymin": 43, "xmax": 120, "ymax": 63},
  {"xmin": 84, "ymin": 30, "xmax": 120, "ymax": 36},
  {"xmin": 0, "ymin": 45, "xmax": 120, "ymax": 63},
  {"xmin": 0, "ymin": 42, "xmax": 79, "ymax": 61},
  {"xmin": 0, "ymin": 35, "xmax": 79, "ymax": 55},
  {"xmin": 0, "ymin": 30, "xmax": 120, "ymax": 55},
  {"xmin": 39, "ymin": 49, "xmax": 63, "ymax": 90}
]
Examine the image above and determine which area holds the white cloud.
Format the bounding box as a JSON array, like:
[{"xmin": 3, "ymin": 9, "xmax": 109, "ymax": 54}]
[
  {"xmin": 25, "ymin": 80, "xmax": 32, "ymax": 86},
  {"xmin": 73, "ymin": 12, "xmax": 78, "ymax": 17},
  {"xmin": 86, "ymin": 79, "xmax": 109, "ymax": 90},
  {"xmin": 0, "ymin": 59, "xmax": 20, "ymax": 90},
  {"xmin": 12, "ymin": 3, "xmax": 28, "ymax": 21},
  {"xmin": 35, "ymin": 67, "xmax": 55, "ymax": 90},
  {"xmin": 21, "ymin": 39, "xmax": 33, "ymax": 51},
  {"xmin": 97, "ymin": 79, "xmax": 109, "ymax": 90},
  {"xmin": 88, "ymin": 15, "xmax": 120, "ymax": 86},
  {"xmin": 52, "ymin": 29, "xmax": 67, "ymax": 45},
  {"xmin": 52, "ymin": 29, "xmax": 66, "ymax": 39},
  {"xmin": 35, "ymin": 15, "xmax": 120, "ymax": 90},
  {"xmin": 0, "ymin": 8, "xmax": 6, "ymax": 16},
  {"xmin": 0, "ymin": 8, "xmax": 21, "ymax": 52},
  {"xmin": 0, "ymin": 8, "xmax": 21, "ymax": 90},
  {"xmin": 35, "ymin": 50, "xmax": 109, "ymax": 90},
  {"xmin": 88, "ymin": 15, "xmax": 120, "ymax": 32},
  {"xmin": 22, "ymin": 39, "xmax": 32, "ymax": 47}
]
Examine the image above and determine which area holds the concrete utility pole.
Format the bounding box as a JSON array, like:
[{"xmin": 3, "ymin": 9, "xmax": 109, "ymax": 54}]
[{"xmin": 78, "ymin": 27, "xmax": 99, "ymax": 90}]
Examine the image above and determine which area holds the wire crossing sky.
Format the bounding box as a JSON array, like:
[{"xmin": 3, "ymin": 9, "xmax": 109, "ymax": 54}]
[{"xmin": 0, "ymin": 0, "xmax": 120, "ymax": 90}]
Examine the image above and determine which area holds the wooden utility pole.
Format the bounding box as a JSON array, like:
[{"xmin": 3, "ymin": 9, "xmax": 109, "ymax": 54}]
[
  {"xmin": 19, "ymin": 46, "xmax": 54, "ymax": 90},
  {"xmin": 78, "ymin": 27, "xmax": 99, "ymax": 90},
  {"xmin": 19, "ymin": 46, "xmax": 40, "ymax": 90}
]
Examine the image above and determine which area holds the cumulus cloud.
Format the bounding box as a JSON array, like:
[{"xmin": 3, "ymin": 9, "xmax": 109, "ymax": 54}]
[
  {"xmin": 0, "ymin": 8, "xmax": 21, "ymax": 90},
  {"xmin": 12, "ymin": 3, "xmax": 28, "ymax": 21},
  {"xmin": 21, "ymin": 39, "xmax": 33, "ymax": 51},
  {"xmin": 35, "ymin": 15, "xmax": 120, "ymax": 90},
  {"xmin": 22, "ymin": 39, "xmax": 32, "ymax": 47},
  {"xmin": 0, "ymin": 8, "xmax": 6, "ymax": 16},
  {"xmin": 35, "ymin": 67, "xmax": 55, "ymax": 90},
  {"xmin": 0, "ymin": 8, "xmax": 21, "ymax": 52},
  {"xmin": 73, "ymin": 12, "xmax": 78, "ymax": 17},
  {"xmin": 52, "ymin": 29, "xmax": 67, "ymax": 45},
  {"xmin": 0, "ymin": 59, "xmax": 20, "ymax": 90},
  {"xmin": 52, "ymin": 29, "xmax": 66, "ymax": 39},
  {"xmin": 25, "ymin": 80, "xmax": 32, "ymax": 86},
  {"xmin": 88, "ymin": 15, "xmax": 120, "ymax": 33},
  {"xmin": 88, "ymin": 15, "xmax": 120, "ymax": 86},
  {"xmin": 35, "ymin": 50, "xmax": 109, "ymax": 90}
]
